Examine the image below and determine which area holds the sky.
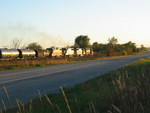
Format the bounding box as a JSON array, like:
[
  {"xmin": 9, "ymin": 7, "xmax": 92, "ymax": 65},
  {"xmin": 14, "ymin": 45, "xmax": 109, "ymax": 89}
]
[{"xmin": 0, "ymin": 0, "xmax": 150, "ymax": 48}]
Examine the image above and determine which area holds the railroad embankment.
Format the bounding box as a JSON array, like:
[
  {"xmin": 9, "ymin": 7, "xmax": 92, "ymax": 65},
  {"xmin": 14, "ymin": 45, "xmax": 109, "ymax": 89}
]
[{"xmin": 0, "ymin": 52, "xmax": 146, "ymax": 72}]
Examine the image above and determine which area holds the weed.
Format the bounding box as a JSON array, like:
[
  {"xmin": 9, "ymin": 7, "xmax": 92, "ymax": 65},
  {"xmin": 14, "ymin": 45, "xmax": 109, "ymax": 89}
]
[
  {"xmin": 5, "ymin": 57, "xmax": 150, "ymax": 113},
  {"xmin": 4, "ymin": 66, "xmax": 16, "ymax": 70},
  {"xmin": 34, "ymin": 64, "xmax": 44, "ymax": 67}
]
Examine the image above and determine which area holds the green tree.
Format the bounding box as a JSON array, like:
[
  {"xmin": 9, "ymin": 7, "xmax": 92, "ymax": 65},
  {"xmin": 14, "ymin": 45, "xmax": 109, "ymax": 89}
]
[
  {"xmin": 106, "ymin": 37, "xmax": 118, "ymax": 56},
  {"xmin": 73, "ymin": 43, "xmax": 80, "ymax": 48},
  {"xmin": 92, "ymin": 42, "xmax": 100, "ymax": 52},
  {"xmin": 140, "ymin": 44, "xmax": 147, "ymax": 51},
  {"xmin": 26, "ymin": 42, "xmax": 42, "ymax": 50},
  {"xmin": 108, "ymin": 37, "xmax": 118, "ymax": 46},
  {"xmin": 124, "ymin": 41, "xmax": 137, "ymax": 53},
  {"xmin": 75, "ymin": 35, "xmax": 90, "ymax": 48}
]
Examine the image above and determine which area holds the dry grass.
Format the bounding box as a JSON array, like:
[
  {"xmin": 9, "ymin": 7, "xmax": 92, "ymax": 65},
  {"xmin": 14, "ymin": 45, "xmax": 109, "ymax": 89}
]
[
  {"xmin": 0, "ymin": 55, "xmax": 106, "ymax": 72},
  {"xmin": 0, "ymin": 52, "xmax": 148, "ymax": 113},
  {"xmin": 4, "ymin": 57, "xmax": 150, "ymax": 113},
  {"xmin": 60, "ymin": 86, "xmax": 72, "ymax": 113},
  {"xmin": 0, "ymin": 52, "xmax": 145, "ymax": 72}
]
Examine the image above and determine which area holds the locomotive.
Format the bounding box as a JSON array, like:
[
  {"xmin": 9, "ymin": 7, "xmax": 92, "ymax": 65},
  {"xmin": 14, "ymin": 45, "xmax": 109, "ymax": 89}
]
[{"xmin": 0, "ymin": 47, "xmax": 93, "ymax": 60}]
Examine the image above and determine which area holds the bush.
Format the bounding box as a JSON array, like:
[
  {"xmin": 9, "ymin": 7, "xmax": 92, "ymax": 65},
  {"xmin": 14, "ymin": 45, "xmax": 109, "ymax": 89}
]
[
  {"xmin": 4, "ymin": 66, "xmax": 16, "ymax": 70},
  {"xmin": 34, "ymin": 64, "xmax": 44, "ymax": 67},
  {"xmin": 122, "ymin": 50, "xmax": 127, "ymax": 55}
]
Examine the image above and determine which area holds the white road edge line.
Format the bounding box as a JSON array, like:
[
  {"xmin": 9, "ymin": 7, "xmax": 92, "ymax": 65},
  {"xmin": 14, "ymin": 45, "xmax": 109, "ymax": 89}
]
[{"xmin": 0, "ymin": 62, "xmax": 108, "ymax": 85}]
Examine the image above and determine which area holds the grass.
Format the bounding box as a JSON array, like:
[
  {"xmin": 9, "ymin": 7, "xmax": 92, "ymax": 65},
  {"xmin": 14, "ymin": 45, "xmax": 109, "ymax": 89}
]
[
  {"xmin": 34, "ymin": 64, "xmax": 44, "ymax": 67},
  {"xmin": 5, "ymin": 57, "xmax": 150, "ymax": 113},
  {"xmin": 3, "ymin": 66, "xmax": 17, "ymax": 70},
  {"xmin": 0, "ymin": 51, "xmax": 146, "ymax": 72}
]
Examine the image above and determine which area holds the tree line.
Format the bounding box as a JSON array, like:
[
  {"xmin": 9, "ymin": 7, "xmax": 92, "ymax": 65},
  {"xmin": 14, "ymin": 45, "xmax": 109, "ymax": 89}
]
[
  {"xmin": 11, "ymin": 35, "xmax": 147, "ymax": 56},
  {"xmin": 74, "ymin": 35, "xmax": 147, "ymax": 56}
]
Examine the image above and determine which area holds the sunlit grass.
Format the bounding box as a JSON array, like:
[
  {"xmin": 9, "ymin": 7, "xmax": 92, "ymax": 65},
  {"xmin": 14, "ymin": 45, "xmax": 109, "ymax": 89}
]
[{"xmin": 5, "ymin": 57, "xmax": 150, "ymax": 113}]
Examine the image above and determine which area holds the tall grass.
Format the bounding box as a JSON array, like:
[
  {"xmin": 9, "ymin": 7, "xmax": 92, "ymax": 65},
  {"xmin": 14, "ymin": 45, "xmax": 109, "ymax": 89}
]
[{"xmin": 5, "ymin": 57, "xmax": 150, "ymax": 113}]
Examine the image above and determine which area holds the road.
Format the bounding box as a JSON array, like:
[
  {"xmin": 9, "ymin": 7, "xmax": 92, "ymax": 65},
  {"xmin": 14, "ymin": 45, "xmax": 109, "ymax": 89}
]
[{"xmin": 0, "ymin": 52, "xmax": 150, "ymax": 109}]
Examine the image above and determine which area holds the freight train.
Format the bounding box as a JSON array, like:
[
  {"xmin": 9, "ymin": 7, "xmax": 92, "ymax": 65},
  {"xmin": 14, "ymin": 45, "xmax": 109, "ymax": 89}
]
[{"xmin": 0, "ymin": 47, "xmax": 93, "ymax": 60}]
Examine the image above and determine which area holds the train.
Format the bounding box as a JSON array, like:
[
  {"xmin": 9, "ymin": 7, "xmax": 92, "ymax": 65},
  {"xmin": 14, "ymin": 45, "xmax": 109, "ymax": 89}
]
[{"xmin": 0, "ymin": 47, "xmax": 93, "ymax": 60}]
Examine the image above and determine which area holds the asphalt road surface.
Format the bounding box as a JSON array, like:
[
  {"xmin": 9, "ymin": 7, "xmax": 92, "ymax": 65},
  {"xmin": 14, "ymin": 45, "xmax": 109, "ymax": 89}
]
[{"xmin": 0, "ymin": 52, "xmax": 150, "ymax": 109}]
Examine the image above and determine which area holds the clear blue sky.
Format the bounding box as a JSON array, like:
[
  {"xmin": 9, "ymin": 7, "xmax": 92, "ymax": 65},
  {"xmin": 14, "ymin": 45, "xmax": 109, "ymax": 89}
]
[{"xmin": 0, "ymin": 0, "xmax": 150, "ymax": 48}]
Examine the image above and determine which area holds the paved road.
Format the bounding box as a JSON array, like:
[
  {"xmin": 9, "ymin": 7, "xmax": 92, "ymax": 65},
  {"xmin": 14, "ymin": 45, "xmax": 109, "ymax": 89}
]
[{"xmin": 0, "ymin": 52, "xmax": 150, "ymax": 109}]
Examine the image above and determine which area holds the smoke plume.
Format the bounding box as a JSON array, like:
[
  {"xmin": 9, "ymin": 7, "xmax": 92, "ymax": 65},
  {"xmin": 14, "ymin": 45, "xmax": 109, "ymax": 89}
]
[{"xmin": 0, "ymin": 23, "xmax": 68, "ymax": 49}]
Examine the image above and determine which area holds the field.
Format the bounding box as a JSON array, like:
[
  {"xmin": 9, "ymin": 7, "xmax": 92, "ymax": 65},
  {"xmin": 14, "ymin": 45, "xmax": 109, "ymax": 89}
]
[{"xmin": 5, "ymin": 57, "xmax": 150, "ymax": 113}]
